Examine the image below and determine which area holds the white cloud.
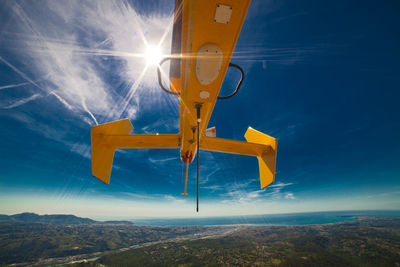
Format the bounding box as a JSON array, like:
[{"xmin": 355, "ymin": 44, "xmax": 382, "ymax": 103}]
[
  {"xmin": 148, "ymin": 156, "xmax": 178, "ymax": 164},
  {"xmin": 2, "ymin": 0, "xmax": 174, "ymax": 123},
  {"xmin": 164, "ymin": 195, "xmax": 187, "ymax": 204},
  {"xmin": 70, "ymin": 143, "xmax": 91, "ymax": 159},
  {"xmin": 1, "ymin": 93, "xmax": 41, "ymax": 109},
  {"xmin": 219, "ymin": 179, "xmax": 296, "ymax": 204},
  {"xmin": 0, "ymin": 81, "xmax": 30, "ymax": 90},
  {"xmin": 285, "ymin": 192, "xmax": 295, "ymax": 199},
  {"xmin": 199, "ymin": 167, "xmax": 221, "ymax": 185},
  {"xmin": 202, "ymin": 185, "xmax": 223, "ymax": 191},
  {"xmin": 1, "ymin": 0, "xmax": 178, "ymax": 160},
  {"xmin": 269, "ymin": 182, "xmax": 294, "ymax": 188},
  {"xmin": 119, "ymin": 192, "xmax": 158, "ymax": 201}
]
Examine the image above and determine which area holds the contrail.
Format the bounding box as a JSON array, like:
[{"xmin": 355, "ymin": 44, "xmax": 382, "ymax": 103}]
[
  {"xmin": 2, "ymin": 93, "xmax": 41, "ymax": 109},
  {"xmin": 8, "ymin": 2, "xmax": 97, "ymax": 125},
  {"xmin": 48, "ymin": 91, "xmax": 73, "ymax": 111},
  {"xmin": 80, "ymin": 96, "xmax": 98, "ymax": 125},
  {"xmin": 0, "ymin": 81, "xmax": 30, "ymax": 90},
  {"xmin": 0, "ymin": 56, "xmax": 73, "ymax": 111},
  {"xmin": 0, "ymin": 56, "xmax": 41, "ymax": 89}
]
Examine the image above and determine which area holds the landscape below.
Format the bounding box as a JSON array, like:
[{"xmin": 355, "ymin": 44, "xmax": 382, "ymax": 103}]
[{"xmin": 0, "ymin": 212, "xmax": 399, "ymax": 266}]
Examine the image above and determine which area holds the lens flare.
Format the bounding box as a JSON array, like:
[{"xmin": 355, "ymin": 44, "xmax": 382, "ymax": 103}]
[{"xmin": 145, "ymin": 45, "xmax": 162, "ymax": 66}]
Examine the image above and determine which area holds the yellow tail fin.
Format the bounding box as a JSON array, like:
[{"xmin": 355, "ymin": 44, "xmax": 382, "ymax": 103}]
[
  {"xmin": 199, "ymin": 127, "xmax": 277, "ymax": 189},
  {"xmin": 91, "ymin": 119, "xmax": 181, "ymax": 184},
  {"xmin": 91, "ymin": 119, "xmax": 133, "ymax": 184},
  {"xmin": 244, "ymin": 127, "xmax": 277, "ymax": 189}
]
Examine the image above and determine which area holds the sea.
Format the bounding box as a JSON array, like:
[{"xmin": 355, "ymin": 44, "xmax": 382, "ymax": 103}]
[{"xmin": 130, "ymin": 210, "xmax": 400, "ymax": 226}]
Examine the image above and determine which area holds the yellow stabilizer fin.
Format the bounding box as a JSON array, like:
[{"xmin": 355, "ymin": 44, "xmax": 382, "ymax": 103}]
[
  {"xmin": 91, "ymin": 119, "xmax": 133, "ymax": 184},
  {"xmin": 244, "ymin": 127, "xmax": 277, "ymax": 189},
  {"xmin": 199, "ymin": 127, "xmax": 277, "ymax": 189},
  {"xmin": 91, "ymin": 119, "xmax": 180, "ymax": 184}
]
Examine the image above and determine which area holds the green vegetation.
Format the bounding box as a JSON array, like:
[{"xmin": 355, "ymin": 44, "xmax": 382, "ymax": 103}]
[
  {"xmin": 0, "ymin": 221, "xmax": 229, "ymax": 265},
  {"xmin": 1, "ymin": 216, "xmax": 400, "ymax": 266},
  {"xmin": 97, "ymin": 217, "xmax": 400, "ymax": 267}
]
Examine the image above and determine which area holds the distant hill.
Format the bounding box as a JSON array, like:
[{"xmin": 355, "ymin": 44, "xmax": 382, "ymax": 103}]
[{"xmin": 0, "ymin": 212, "xmax": 133, "ymax": 225}]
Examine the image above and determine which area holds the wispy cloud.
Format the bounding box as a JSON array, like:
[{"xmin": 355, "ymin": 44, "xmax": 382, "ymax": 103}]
[
  {"xmin": 0, "ymin": 81, "xmax": 30, "ymax": 90},
  {"xmin": 0, "ymin": 55, "xmax": 73, "ymax": 112},
  {"xmin": 1, "ymin": 93, "xmax": 41, "ymax": 109},
  {"xmin": 269, "ymin": 182, "xmax": 294, "ymax": 188},
  {"xmin": 264, "ymin": 114, "xmax": 304, "ymax": 141},
  {"xmin": 220, "ymin": 179, "xmax": 296, "ymax": 204},
  {"xmin": 148, "ymin": 156, "xmax": 178, "ymax": 164},
  {"xmin": 2, "ymin": 0, "xmax": 174, "ymax": 119},
  {"xmin": 164, "ymin": 195, "xmax": 187, "ymax": 204},
  {"xmin": 199, "ymin": 167, "xmax": 221, "ymax": 185},
  {"xmin": 119, "ymin": 192, "xmax": 158, "ymax": 201},
  {"xmin": 0, "ymin": 0, "xmax": 177, "ymax": 158},
  {"xmin": 70, "ymin": 143, "xmax": 91, "ymax": 159},
  {"xmin": 285, "ymin": 192, "xmax": 295, "ymax": 199},
  {"xmin": 202, "ymin": 184, "xmax": 223, "ymax": 192}
]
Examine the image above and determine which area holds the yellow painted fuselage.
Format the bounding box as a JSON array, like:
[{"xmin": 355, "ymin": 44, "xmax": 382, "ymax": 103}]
[
  {"xmin": 91, "ymin": 0, "xmax": 277, "ymax": 194},
  {"xmin": 176, "ymin": 0, "xmax": 251, "ymax": 163}
]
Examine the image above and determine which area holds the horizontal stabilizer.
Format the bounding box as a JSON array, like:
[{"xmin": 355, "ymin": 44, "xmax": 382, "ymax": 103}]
[
  {"xmin": 199, "ymin": 127, "xmax": 277, "ymax": 189},
  {"xmin": 91, "ymin": 119, "xmax": 180, "ymax": 184},
  {"xmin": 91, "ymin": 119, "xmax": 133, "ymax": 184}
]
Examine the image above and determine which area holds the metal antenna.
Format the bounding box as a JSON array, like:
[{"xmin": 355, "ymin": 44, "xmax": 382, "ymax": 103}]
[{"xmin": 195, "ymin": 104, "xmax": 202, "ymax": 212}]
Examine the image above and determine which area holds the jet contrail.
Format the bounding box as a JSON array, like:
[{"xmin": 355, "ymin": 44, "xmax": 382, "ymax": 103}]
[
  {"xmin": 2, "ymin": 93, "xmax": 41, "ymax": 109},
  {"xmin": 0, "ymin": 56, "xmax": 73, "ymax": 110},
  {"xmin": 0, "ymin": 81, "xmax": 30, "ymax": 90}
]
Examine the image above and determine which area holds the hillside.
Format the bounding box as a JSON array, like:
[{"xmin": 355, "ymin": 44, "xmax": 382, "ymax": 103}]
[
  {"xmin": 0, "ymin": 212, "xmax": 132, "ymax": 225},
  {"xmin": 0, "ymin": 216, "xmax": 399, "ymax": 266}
]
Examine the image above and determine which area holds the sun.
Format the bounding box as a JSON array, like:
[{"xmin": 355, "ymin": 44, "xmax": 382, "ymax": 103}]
[{"xmin": 144, "ymin": 45, "xmax": 163, "ymax": 66}]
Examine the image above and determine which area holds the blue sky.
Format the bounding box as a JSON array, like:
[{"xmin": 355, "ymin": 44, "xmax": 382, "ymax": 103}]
[{"xmin": 0, "ymin": 0, "xmax": 399, "ymax": 219}]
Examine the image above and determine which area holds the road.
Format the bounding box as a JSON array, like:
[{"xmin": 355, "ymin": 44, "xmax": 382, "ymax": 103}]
[{"xmin": 19, "ymin": 225, "xmax": 242, "ymax": 266}]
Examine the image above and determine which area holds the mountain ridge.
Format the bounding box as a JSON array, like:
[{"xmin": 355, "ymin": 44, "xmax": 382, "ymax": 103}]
[{"xmin": 0, "ymin": 212, "xmax": 133, "ymax": 225}]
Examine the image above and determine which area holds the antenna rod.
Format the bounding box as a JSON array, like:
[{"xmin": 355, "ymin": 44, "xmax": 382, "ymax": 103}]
[
  {"xmin": 195, "ymin": 103, "xmax": 202, "ymax": 212},
  {"xmin": 182, "ymin": 162, "xmax": 189, "ymax": 196}
]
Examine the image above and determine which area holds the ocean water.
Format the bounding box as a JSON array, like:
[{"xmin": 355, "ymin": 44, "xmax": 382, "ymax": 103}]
[{"xmin": 131, "ymin": 210, "xmax": 400, "ymax": 226}]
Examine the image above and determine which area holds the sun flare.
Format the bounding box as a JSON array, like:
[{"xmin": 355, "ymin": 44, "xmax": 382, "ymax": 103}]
[{"xmin": 144, "ymin": 45, "xmax": 163, "ymax": 66}]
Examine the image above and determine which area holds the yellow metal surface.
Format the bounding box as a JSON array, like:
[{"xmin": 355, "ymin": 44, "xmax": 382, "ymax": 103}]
[
  {"xmin": 91, "ymin": 119, "xmax": 133, "ymax": 184},
  {"xmin": 200, "ymin": 137, "xmax": 267, "ymax": 157},
  {"xmin": 91, "ymin": 119, "xmax": 180, "ymax": 184},
  {"xmin": 179, "ymin": 0, "xmax": 252, "ymax": 162},
  {"xmin": 200, "ymin": 126, "xmax": 277, "ymax": 189},
  {"xmin": 244, "ymin": 127, "xmax": 278, "ymax": 189},
  {"xmin": 101, "ymin": 134, "xmax": 180, "ymax": 149},
  {"xmin": 90, "ymin": 0, "xmax": 278, "ymax": 195}
]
